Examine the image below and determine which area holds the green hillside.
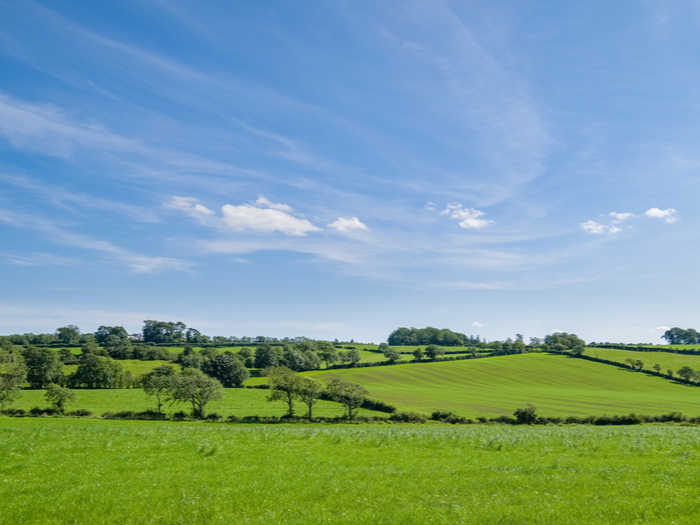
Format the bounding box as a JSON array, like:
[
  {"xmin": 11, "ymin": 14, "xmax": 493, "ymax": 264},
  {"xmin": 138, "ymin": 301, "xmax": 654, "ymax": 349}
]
[
  {"xmin": 585, "ymin": 347, "xmax": 700, "ymax": 373},
  {"xmin": 295, "ymin": 353, "xmax": 700, "ymax": 417}
]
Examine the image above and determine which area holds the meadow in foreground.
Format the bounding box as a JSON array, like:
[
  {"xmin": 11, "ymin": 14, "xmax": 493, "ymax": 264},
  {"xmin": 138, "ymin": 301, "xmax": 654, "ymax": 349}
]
[{"xmin": 0, "ymin": 418, "xmax": 698, "ymax": 525}]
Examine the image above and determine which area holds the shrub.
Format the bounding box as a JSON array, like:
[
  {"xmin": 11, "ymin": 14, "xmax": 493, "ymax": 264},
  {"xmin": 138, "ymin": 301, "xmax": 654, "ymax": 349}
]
[
  {"xmin": 172, "ymin": 411, "xmax": 188, "ymax": 420},
  {"xmin": 66, "ymin": 409, "xmax": 92, "ymax": 417},
  {"xmin": 205, "ymin": 413, "xmax": 222, "ymax": 421},
  {"xmin": 388, "ymin": 412, "xmax": 427, "ymax": 423},
  {"xmin": 513, "ymin": 405, "xmax": 538, "ymax": 424}
]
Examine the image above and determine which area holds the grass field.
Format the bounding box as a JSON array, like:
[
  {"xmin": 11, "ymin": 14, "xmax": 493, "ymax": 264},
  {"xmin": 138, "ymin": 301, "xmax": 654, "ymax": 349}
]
[
  {"xmin": 62, "ymin": 359, "xmax": 176, "ymax": 378},
  {"xmin": 586, "ymin": 347, "xmax": 700, "ymax": 374},
  {"xmin": 286, "ymin": 353, "xmax": 700, "ymax": 417},
  {"xmin": 8, "ymin": 388, "xmax": 384, "ymax": 419},
  {"xmin": 0, "ymin": 418, "xmax": 698, "ymax": 524}
]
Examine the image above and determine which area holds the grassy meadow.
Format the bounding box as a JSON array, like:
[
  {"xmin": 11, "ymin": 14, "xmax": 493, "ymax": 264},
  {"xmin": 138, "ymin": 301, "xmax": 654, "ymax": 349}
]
[
  {"xmin": 586, "ymin": 347, "xmax": 700, "ymax": 373},
  {"xmin": 8, "ymin": 388, "xmax": 384, "ymax": 419},
  {"xmin": 1, "ymin": 418, "xmax": 698, "ymax": 525},
  {"xmin": 279, "ymin": 353, "xmax": 700, "ymax": 417}
]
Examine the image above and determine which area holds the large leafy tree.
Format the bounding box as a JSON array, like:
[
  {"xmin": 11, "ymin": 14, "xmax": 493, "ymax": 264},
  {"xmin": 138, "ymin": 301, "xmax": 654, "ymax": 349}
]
[
  {"xmin": 201, "ymin": 353, "xmax": 249, "ymax": 387},
  {"xmin": 325, "ymin": 378, "xmax": 367, "ymax": 420},
  {"xmin": 267, "ymin": 366, "xmax": 301, "ymax": 417},
  {"xmin": 142, "ymin": 365, "xmax": 176, "ymax": 414},
  {"xmin": 21, "ymin": 346, "xmax": 63, "ymax": 388},
  {"xmin": 70, "ymin": 354, "xmax": 123, "ymax": 388},
  {"xmin": 167, "ymin": 368, "xmax": 222, "ymax": 418},
  {"xmin": 56, "ymin": 325, "xmax": 81, "ymax": 345}
]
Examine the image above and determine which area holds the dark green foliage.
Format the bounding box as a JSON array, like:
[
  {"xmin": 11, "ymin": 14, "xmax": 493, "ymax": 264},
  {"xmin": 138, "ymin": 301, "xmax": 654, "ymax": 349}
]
[
  {"xmin": 0, "ymin": 347, "xmax": 27, "ymax": 408},
  {"xmin": 254, "ymin": 344, "xmax": 283, "ymax": 368},
  {"xmin": 382, "ymin": 347, "xmax": 401, "ymax": 363},
  {"xmin": 176, "ymin": 346, "xmax": 203, "ymax": 369},
  {"xmin": 544, "ymin": 332, "xmax": 585, "ymax": 354},
  {"xmin": 513, "ymin": 405, "xmax": 538, "ymax": 424},
  {"xmin": 55, "ymin": 325, "xmax": 80, "ymax": 345},
  {"xmin": 142, "ymin": 365, "xmax": 176, "ymax": 414},
  {"xmin": 95, "ymin": 326, "xmax": 129, "ymax": 345},
  {"xmin": 425, "ymin": 345, "xmax": 445, "ymax": 360},
  {"xmin": 21, "ymin": 346, "xmax": 63, "ymax": 388},
  {"xmin": 69, "ymin": 354, "xmax": 124, "ymax": 388},
  {"xmin": 201, "ymin": 352, "xmax": 249, "ymax": 387},
  {"xmin": 388, "ymin": 327, "xmax": 477, "ymax": 346},
  {"xmin": 325, "ymin": 378, "xmax": 367, "ymax": 420},
  {"xmin": 662, "ymin": 327, "xmax": 700, "ymax": 345},
  {"xmin": 142, "ymin": 320, "xmax": 186, "ymax": 344},
  {"xmin": 388, "ymin": 412, "xmax": 427, "ymax": 423}
]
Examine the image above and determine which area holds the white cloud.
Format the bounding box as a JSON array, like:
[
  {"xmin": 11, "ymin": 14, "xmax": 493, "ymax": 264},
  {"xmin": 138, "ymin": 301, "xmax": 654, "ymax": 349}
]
[
  {"xmin": 655, "ymin": 326, "xmax": 670, "ymax": 332},
  {"xmin": 441, "ymin": 203, "xmax": 492, "ymax": 229},
  {"xmin": 328, "ymin": 216, "xmax": 368, "ymax": 233},
  {"xmin": 609, "ymin": 212, "xmax": 634, "ymax": 222},
  {"xmin": 424, "ymin": 202, "xmax": 437, "ymax": 211},
  {"xmin": 580, "ymin": 220, "xmax": 620, "ymax": 235},
  {"xmin": 255, "ymin": 195, "xmax": 292, "ymax": 212},
  {"xmin": 471, "ymin": 321, "xmax": 484, "ymax": 328},
  {"xmin": 165, "ymin": 196, "xmax": 215, "ymax": 222},
  {"xmin": 221, "ymin": 203, "xmax": 320, "ymax": 236},
  {"xmin": 645, "ymin": 207, "xmax": 678, "ymax": 223}
]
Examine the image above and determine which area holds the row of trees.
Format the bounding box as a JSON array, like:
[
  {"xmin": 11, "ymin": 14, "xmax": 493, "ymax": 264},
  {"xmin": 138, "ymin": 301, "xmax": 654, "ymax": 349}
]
[
  {"xmin": 662, "ymin": 327, "xmax": 700, "ymax": 345},
  {"xmin": 623, "ymin": 358, "xmax": 700, "ymax": 382},
  {"xmin": 388, "ymin": 327, "xmax": 480, "ymax": 346}
]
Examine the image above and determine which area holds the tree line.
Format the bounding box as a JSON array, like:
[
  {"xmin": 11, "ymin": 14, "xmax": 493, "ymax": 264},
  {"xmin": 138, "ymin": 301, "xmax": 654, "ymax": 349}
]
[
  {"xmin": 662, "ymin": 327, "xmax": 700, "ymax": 345},
  {"xmin": 387, "ymin": 327, "xmax": 481, "ymax": 346}
]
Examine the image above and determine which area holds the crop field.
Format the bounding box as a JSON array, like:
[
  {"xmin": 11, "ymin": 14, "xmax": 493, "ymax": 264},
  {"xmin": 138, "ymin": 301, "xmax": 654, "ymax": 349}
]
[
  {"xmin": 8, "ymin": 388, "xmax": 383, "ymax": 419},
  {"xmin": 585, "ymin": 347, "xmax": 700, "ymax": 373},
  {"xmin": 0, "ymin": 418, "xmax": 698, "ymax": 525},
  {"xmin": 288, "ymin": 353, "xmax": 700, "ymax": 417}
]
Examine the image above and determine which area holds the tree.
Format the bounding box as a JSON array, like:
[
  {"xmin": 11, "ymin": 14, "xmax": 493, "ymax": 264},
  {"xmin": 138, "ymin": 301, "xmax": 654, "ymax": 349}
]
[
  {"xmin": 70, "ymin": 354, "xmax": 123, "ymax": 388},
  {"xmin": 167, "ymin": 368, "xmax": 222, "ymax": 418},
  {"xmin": 45, "ymin": 383, "xmax": 75, "ymax": 414},
  {"xmin": 347, "ymin": 349, "xmax": 361, "ymax": 367},
  {"xmin": 383, "ymin": 347, "xmax": 401, "ymax": 363},
  {"xmin": 142, "ymin": 365, "xmax": 175, "ymax": 414},
  {"xmin": 0, "ymin": 348, "xmax": 27, "ymax": 409},
  {"xmin": 267, "ymin": 366, "xmax": 301, "ymax": 417},
  {"xmin": 56, "ymin": 325, "xmax": 80, "ymax": 345},
  {"xmin": 21, "ymin": 346, "xmax": 63, "ymax": 388},
  {"xmin": 296, "ymin": 377, "xmax": 323, "ymax": 421},
  {"xmin": 254, "ymin": 344, "xmax": 282, "ymax": 369},
  {"xmin": 201, "ymin": 353, "xmax": 249, "ymax": 387},
  {"xmin": 176, "ymin": 346, "xmax": 203, "ymax": 370},
  {"xmin": 543, "ymin": 333, "xmax": 586, "ymax": 353},
  {"xmin": 653, "ymin": 363, "xmax": 662, "ymax": 374},
  {"xmin": 425, "ymin": 345, "xmax": 445, "ymax": 360},
  {"xmin": 142, "ymin": 320, "xmax": 186, "ymax": 344},
  {"xmin": 412, "ymin": 348, "xmax": 424, "ymax": 361},
  {"xmin": 104, "ymin": 335, "xmax": 133, "ymax": 359},
  {"xmin": 325, "ymin": 378, "xmax": 367, "ymax": 420},
  {"xmin": 514, "ymin": 405, "xmax": 538, "ymax": 424},
  {"xmin": 677, "ymin": 366, "xmax": 696, "ymax": 382},
  {"xmin": 94, "ymin": 326, "xmax": 129, "ymax": 345},
  {"xmin": 316, "ymin": 342, "xmax": 338, "ymax": 368}
]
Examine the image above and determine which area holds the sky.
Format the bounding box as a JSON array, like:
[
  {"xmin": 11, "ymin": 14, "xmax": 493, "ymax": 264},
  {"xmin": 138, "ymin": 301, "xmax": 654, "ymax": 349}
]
[{"xmin": 1, "ymin": 1, "xmax": 699, "ymax": 343}]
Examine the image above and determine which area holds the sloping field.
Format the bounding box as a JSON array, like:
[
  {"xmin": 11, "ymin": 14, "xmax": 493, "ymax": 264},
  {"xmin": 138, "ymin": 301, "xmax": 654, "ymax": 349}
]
[
  {"xmin": 301, "ymin": 353, "xmax": 700, "ymax": 417},
  {"xmin": 63, "ymin": 359, "xmax": 176, "ymax": 378},
  {"xmin": 9, "ymin": 388, "xmax": 383, "ymax": 418},
  {"xmin": 585, "ymin": 347, "xmax": 700, "ymax": 374}
]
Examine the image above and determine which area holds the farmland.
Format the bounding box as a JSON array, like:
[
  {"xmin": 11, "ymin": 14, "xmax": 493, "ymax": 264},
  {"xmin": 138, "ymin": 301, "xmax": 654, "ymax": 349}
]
[
  {"xmin": 289, "ymin": 353, "xmax": 700, "ymax": 417},
  {"xmin": 9, "ymin": 387, "xmax": 383, "ymax": 419},
  {"xmin": 585, "ymin": 347, "xmax": 700, "ymax": 372},
  {"xmin": 1, "ymin": 418, "xmax": 698, "ymax": 525}
]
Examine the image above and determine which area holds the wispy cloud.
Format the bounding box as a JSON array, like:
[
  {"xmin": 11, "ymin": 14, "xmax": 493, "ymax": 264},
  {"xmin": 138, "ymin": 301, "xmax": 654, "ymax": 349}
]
[
  {"xmin": 441, "ymin": 203, "xmax": 492, "ymax": 230},
  {"xmin": 328, "ymin": 217, "xmax": 368, "ymax": 233},
  {"xmin": 0, "ymin": 209, "xmax": 191, "ymax": 273}
]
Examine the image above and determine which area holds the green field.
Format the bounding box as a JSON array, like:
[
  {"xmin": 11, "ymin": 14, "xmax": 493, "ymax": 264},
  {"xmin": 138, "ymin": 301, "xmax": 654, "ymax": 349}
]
[
  {"xmin": 286, "ymin": 353, "xmax": 700, "ymax": 417},
  {"xmin": 63, "ymin": 359, "xmax": 176, "ymax": 378},
  {"xmin": 1, "ymin": 418, "xmax": 698, "ymax": 524},
  {"xmin": 586, "ymin": 347, "xmax": 700, "ymax": 374},
  {"xmin": 8, "ymin": 388, "xmax": 383, "ymax": 419}
]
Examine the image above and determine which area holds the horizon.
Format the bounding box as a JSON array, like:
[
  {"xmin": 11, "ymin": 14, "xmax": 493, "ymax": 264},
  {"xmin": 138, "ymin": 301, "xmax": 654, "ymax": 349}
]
[{"xmin": 2, "ymin": 2, "xmax": 699, "ymax": 343}]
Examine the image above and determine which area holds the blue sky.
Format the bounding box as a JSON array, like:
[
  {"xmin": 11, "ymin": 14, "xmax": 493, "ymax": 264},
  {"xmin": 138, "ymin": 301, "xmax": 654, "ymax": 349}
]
[{"xmin": 1, "ymin": 1, "xmax": 698, "ymax": 343}]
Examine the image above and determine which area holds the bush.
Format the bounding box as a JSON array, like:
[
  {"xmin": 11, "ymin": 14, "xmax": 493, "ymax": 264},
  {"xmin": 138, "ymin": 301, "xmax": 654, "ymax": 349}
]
[
  {"xmin": 1, "ymin": 408, "xmax": 26, "ymax": 416},
  {"xmin": 66, "ymin": 409, "xmax": 92, "ymax": 417},
  {"xmin": 388, "ymin": 412, "xmax": 427, "ymax": 423},
  {"xmin": 172, "ymin": 411, "xmax": 188, "ymax": 420},
  {"xmin": 513, "ymin": 405, "xmax": 538, "ymax": 424},
  {"xmin": 205, "ymin": 413, "xmax": 222, "ymax": 421}
]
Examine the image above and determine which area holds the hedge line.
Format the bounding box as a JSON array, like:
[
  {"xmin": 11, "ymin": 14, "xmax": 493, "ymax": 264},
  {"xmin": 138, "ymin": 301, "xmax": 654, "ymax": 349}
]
[{"xmin": 589, "ymin": 344, "xmax": 700, "ymax": 356}]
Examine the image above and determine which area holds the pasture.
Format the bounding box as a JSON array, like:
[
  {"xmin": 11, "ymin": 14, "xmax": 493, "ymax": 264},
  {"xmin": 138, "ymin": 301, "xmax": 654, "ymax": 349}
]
[
  {"xmin": 586, "ymin": 347, "xmax": 700, "ymax": 372},
  {"xmin": 8, "ymin": 388, "xmax": 384, "ymax": 419},
  {"xmin": 293, "ymin": 353, "xmax": 700, "ymax": 417},
  {"xmin": 0, "ymin": 419, "xmax": 698, "ymax": 524}
]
